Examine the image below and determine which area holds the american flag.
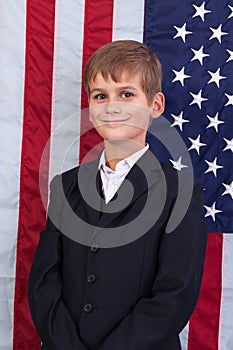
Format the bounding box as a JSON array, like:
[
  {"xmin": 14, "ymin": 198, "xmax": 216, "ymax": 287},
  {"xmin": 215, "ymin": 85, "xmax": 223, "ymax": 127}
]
[{"xmin": 0, "ymin": 0, "xmax": 232, "ymax": 349}]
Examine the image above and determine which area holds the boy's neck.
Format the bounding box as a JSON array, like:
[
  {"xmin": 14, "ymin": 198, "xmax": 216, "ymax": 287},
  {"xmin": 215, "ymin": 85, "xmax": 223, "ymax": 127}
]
[{"xmin": 104, "ymin": 139, "xmax": 146, "ymax": 171}]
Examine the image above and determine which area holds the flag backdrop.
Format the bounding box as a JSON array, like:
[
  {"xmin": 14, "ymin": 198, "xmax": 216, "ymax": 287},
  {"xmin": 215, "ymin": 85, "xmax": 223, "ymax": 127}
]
[{"xmin": 0, "ymin": 0, "xmax": 233, "ymax": 349}]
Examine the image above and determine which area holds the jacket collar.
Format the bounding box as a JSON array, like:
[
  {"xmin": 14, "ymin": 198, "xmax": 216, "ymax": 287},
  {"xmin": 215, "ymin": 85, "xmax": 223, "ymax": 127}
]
[
  {"xmin": 77, "ymin": 147, "xmax": 163, "ymax": 239},
  {"xmin": 79, "ymin": 146, "xmax": 162, "ymax": 205}
]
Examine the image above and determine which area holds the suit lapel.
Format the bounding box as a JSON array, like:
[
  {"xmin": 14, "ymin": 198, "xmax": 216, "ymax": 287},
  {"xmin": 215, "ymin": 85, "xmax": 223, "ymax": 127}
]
[
  {"xmin": 75, "ymin": 155, "xmax": 103, "ymax": 225},
  {"xmin": 81, "ymin": 148, "xmax": 163, "ymax": 240}
]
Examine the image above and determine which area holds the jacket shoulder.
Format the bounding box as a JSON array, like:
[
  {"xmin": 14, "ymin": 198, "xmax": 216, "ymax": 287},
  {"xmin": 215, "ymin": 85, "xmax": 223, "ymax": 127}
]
[
  {"xmin": 51, "ymin": 158, "xmax": 98, "ymax": 197},
  {"xmin": 160, "ymin": 162, "xmax": 204, "ymax": 198}
]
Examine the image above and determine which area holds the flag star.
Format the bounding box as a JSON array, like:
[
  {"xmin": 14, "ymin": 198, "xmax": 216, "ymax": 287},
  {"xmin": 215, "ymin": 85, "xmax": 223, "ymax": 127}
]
[
  {"xmin": 174, "ymin": 23, "xmax": 192, "ymax": 43},
  {"xmin": 191, "ymin": 46, "xmax": 209, "ymax": 65},
  {"xmin": 228, "ymin": 5, "xmax": 233, "ymax": 19},
  {"xmin": 188, "ymin": 135, "xmax": 206, "ymax": 155},
  {"xmin": 225, "ymin": 93, "xmax": 233, "ymax": 106},
  {"xmin": 172, "ymin": 67, "xmax": 191, "ymax": 86},
  {"xmin": 169, "ymin": 157, "xmax": 188, "ymax": 171},
  {"xmin": 209, "ymin": 24, "xmax": 228, "ymax": 43},
  {"xmin": 207, "ymin": 68, "xmax": 226, "ymax": 88},
  {"xmin": 205, "ymin": 157, "xmax": 223, "ymax": 177},
  {"xmin": 170, "ymin": 111, "xmax": 190, "ymax": 131},
  {"xmin": 204, "ymin": 202, "xmax": 222, "ymax": 222},
  {"xmin": 222, "ymin": 181, "xmax": 233, "ymax": 199},
  {"xmin": 206, "ymin": 113, "xmax": 224, "ymax": 132},
  {"xmin": 223, "ymin": 138, "xmax": 233, "ymax": 152},
  {"xmin": 190, "ymin": 90, "xmax": 208, "ymax": 109},
  {"xmin": 226, "ymin": 49, "xmax": 233, "ymax": 62},
  {"xmin": 192, "ymin": 2, "xmax": 211, "ymax": 22}
]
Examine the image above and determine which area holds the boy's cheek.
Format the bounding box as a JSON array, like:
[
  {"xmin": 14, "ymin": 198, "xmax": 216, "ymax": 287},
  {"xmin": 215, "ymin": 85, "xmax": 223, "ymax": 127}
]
[
  {"xmin": 89, "ymin": 103, "xmax": 151, "ymax": 122},
  {"xmin": 89, "ymin": 105, "xmax": 104, "ymax": 124}
]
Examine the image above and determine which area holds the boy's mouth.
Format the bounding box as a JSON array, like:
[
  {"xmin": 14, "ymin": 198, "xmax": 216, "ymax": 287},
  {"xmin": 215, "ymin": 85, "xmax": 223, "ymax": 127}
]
[{"xmin": 100, "ymin": 118, "xmax": 130, "ymax": 124}]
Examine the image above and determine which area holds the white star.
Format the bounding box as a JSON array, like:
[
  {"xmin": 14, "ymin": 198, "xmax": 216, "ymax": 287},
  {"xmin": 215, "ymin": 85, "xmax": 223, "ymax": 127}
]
[
  {"xmin": 209, "ymin": 24, "xmax": 228, "ymax": 43},
  {"xmin": 192, "ymin": 2, "xmax": 211, "ymax": 22},
  {"xmin": 170, "ymin": 111, "xmax": 190, "ymax": 131},
  {"xmin": 204, "ymin": 202, "xmax": 222, "ymax": 222},
  {"xmin": 188, "ymin": 135, "xmax": 206, "ymax": 155},
  {"xmin": 169, "ymin": 157, "xmax": 188, "ymax": 171},
  {"xmin": 190, "ymin": 90, "xmax": 208, "ymax": 109},
  {"xmin": 205, "ymin": 157, "xmax": 223, "ymax": 177},
  {"xmin": 225, "ymin": 93, "xmax": 233, "ymax": 106},
  {"xmin": 223, "ymin": 138, "xmax": 233, "ymax": 152},
  {"xmin": 222, "ymin": 181, "xmax": 233, "ymax": 199},
  {"xmin": 207, "ymin": 68, "xmax": 226, "ymax": 88},
  {"xmin": 226, "ymin": 49, "xmax": 233, "ymax": 62},
  {"xmin": 172, "ymin": 67, "xmax": 191, "ymax": 86},
  {"xmin": 206, "ymin": 113, "xmax": 224, "ymax": 132},
  {"xmin": 191, "ymin": 46, "xmax": 209, "ymax": 65},
  {"xmin": 174, "ymin": 23, "xmax": 192, "ymax": 43},
  {"xmin": 228, "ymin": 5, "xmax": 233, "ymax": 19}
]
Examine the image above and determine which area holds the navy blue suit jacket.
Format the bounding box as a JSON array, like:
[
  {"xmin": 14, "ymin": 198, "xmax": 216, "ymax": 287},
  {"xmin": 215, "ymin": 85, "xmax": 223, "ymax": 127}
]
[{"xmin": 28, "ymin": 148, "xmax": 207, "ymax": 350}]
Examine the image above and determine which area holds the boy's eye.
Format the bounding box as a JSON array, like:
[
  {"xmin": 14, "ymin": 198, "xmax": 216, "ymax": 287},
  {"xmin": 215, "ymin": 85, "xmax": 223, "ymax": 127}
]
[
  {"xmin": 121, "ymin": 92, "xmax": 133, "ymax": 98},
  {"xmin": 94, "ymin": 94, "xmax": 106, "ymax": 100}
]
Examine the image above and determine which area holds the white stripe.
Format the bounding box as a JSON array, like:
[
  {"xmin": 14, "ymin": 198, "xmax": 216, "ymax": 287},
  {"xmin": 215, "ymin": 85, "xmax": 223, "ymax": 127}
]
[
  {"xmin": 48, "ymin": 0, "xmax": 85, "ymax": 183},
  {"xmin": 112, "ymin": 0, "xmax": 145, "ymax": 42},
  {"xmin": 0, "ymin": 0, "xmax": 26, "ymax": 348},
  {"xmin": 219, "ymin": 233, "xmax": 233, "ymax": 350},
  {"xmin": 179, "ymin": 322, "xmax": 189, "ymax": 350}
]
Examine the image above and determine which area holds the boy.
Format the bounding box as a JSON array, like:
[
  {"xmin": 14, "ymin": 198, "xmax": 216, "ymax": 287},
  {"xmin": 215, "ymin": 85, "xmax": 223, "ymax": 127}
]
[{"xmin": 28, "ymin": 40, "xmax": 207, "ymax": 350}]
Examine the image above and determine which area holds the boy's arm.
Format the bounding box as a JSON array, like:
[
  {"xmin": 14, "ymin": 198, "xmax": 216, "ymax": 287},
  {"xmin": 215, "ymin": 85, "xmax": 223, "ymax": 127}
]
[
  {"xmin": 97, "ymin": 180, "xmax": 207, "ymax": 350},
  {"xmin": 28, "ymin": 175, "xmax": 88, "ymax": 350}
]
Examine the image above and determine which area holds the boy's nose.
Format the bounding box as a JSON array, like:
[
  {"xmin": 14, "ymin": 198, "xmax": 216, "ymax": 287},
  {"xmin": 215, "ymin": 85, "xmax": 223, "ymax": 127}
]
[{"xmin": 105, "ymin": 102, "xmax": 122, "ymax": 114}]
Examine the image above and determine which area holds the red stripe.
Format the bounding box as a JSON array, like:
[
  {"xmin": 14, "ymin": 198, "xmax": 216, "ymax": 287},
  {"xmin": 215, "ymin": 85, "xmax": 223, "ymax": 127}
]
[
  {"xmin": 188, "ymin": 232, "xmax": 223, "ymax": 350},
  {"xmin": 13, "ymin": 1, "xmax": 56, "ymax": 349},
  {"xmin": 79, "ymin": 0, "xmax": 114, "ymax": 163}
]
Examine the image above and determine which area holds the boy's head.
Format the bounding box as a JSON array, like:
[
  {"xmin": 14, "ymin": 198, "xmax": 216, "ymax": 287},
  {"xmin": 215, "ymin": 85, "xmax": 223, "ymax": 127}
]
[
  {"xmin": 84, "ymin": 40, "xmax": 165, "ymax": 147},
  {"xmin": 84, "ymin": 40, "xmax": 162, "ymax": 105}
]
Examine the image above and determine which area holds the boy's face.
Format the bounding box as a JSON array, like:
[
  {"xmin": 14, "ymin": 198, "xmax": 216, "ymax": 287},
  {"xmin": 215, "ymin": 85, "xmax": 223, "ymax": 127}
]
[{"xmin": 88, "ymin": 71, "xmax": 164, "ymax": 146}]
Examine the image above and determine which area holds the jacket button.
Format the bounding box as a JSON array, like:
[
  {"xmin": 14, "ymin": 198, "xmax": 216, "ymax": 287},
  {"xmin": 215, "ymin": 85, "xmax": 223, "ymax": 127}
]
[
  {"xmin": 87, "ymin": 273, "xmax": 96, "ymax": 283},
  {"xmin": 90, "ymin": 243, "xmax": 99, "ymax": 252},
  {"xmin": 83, "ymin": 303, "xmax": 93, "ymax": 313}
]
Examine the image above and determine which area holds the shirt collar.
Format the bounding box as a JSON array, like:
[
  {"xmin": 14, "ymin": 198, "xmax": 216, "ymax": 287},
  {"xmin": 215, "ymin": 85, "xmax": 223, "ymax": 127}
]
[{"xmin": 98, "ymin": 143, "xmax": 149, "ymax": 171}]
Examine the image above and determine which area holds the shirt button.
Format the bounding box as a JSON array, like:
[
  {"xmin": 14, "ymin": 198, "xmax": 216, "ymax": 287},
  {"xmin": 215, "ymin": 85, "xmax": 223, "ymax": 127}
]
[
  {"xmin": 90, "ymin": 243, "xmax": 99, "ymax": 252},
  {"xmin": 87, "ymin": 273, "xmax": 96, "ymax": 283},
  {"xmin": 83, "ymin": 303, "xmax": 93, "ymax": 313}
]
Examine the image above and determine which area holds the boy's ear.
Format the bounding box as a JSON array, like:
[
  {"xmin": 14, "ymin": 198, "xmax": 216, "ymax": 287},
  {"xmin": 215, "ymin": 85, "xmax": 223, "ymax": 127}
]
[{"xmin": 150, "ymin": 92, "xmax": 165, "ymax": 119}]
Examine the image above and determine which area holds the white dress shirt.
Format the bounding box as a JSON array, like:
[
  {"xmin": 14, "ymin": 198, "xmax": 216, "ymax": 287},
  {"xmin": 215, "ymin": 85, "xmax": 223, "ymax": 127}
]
[{"xmin": 98, "ymin": 144, "xmax": 149, "ymax": 204}]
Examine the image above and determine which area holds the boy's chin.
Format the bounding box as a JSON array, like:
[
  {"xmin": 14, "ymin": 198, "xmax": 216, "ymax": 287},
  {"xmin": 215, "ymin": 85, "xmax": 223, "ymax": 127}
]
[{"xmin": 95, "ymin": 125, "xmax": 147, "ymax": 140}]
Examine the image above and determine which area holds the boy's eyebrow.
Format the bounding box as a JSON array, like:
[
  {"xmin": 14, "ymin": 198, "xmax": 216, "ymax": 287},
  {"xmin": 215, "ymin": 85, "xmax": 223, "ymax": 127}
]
[
  {"xmin": 118, "ymin": 85, "xmax": 138, "ymax": 91},
  {"xmin": 90, "ymin": 86, "xmax": 138, "ymax": 94},
  {"xmin": 90, "ymin": 88, "xmax": 104, "ymax": 94}
]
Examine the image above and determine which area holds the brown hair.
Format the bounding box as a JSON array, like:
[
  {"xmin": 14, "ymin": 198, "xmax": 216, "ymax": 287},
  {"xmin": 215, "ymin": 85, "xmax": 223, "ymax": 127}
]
[{"xmin": 84, "ymin": 40, "xmax": 162, "ymax": 104}]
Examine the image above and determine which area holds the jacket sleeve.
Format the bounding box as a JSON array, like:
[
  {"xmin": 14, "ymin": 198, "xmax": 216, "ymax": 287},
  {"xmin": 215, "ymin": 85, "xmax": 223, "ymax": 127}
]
[
  {"xmin": 28, "ymin": 175, "xmax": 89, "ymax": 350},
  {"xmin": 97, "ymin": 180, "xmax": 207, "ymax": 350}
]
